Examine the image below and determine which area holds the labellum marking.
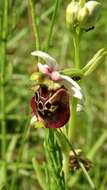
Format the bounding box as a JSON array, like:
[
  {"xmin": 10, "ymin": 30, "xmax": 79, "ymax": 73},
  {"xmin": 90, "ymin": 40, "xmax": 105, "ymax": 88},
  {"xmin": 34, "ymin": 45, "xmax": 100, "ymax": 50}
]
[
  {"xmin": 45, "ymin": 101, "xmax": 51, "ymax": 109},
  {"xmin": 31, "ymin": 84, "xmax": 70, "ymax": 128},
  {"xmin": 38, "ymin": 101, "xmax": 44, "ymax": 111},
  {"xmin": 35, "ymin": 91, "xmax": 39, "ymax": 102}
]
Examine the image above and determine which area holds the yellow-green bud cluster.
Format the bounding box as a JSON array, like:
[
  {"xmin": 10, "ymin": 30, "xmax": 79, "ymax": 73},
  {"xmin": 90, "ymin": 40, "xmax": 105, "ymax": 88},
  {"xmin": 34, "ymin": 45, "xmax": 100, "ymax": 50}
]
[
  {"xmin": 66, "ymin": 0, "xmax": 101, "ymax": 31},
  {"xmin": 66, "ymin": 2, "xmax": 80, "ymax": 28}
]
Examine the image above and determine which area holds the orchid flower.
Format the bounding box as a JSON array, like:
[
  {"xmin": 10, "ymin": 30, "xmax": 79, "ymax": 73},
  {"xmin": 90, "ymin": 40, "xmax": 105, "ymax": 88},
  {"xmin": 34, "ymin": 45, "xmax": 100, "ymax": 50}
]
[{"xmin": 30, "ymin": 51, "xmax": 82, "ymax": 128}]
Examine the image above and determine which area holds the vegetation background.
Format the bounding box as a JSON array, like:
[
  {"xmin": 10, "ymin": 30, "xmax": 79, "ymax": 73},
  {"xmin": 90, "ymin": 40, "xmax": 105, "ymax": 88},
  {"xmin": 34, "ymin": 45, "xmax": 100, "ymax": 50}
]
[{"xmin": 0, "ymin": 0, "xmax": 107, "ymax": 189}]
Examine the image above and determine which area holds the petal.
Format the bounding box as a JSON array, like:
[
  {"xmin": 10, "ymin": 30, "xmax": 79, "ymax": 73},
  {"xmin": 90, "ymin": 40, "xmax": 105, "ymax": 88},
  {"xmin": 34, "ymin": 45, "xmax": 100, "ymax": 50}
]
[
  {"xmin": 50, "ymin": 71, "xmax": 62, "ymax": 81},
  {"xmin": 71, "ymin": 86, "xmax": 82, "ymax": 100},
  {"xmin": 59, "ymin": 74, "xmax": 82, "ymax": 100},
  {"xmin": 31, "ymin": 51, "xmax": 58, "ymax": 70},
  {"xmin": 37, "ymin": 62, "xmax": 52, "ymax": 75}
]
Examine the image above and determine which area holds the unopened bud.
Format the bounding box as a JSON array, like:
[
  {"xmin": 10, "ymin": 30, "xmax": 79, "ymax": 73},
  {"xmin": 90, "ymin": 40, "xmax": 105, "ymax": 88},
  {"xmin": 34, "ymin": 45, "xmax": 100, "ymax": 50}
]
[
  {"xmin": 66, "ymin": 2, "xmax": 80, "ymax": 29},
  {"xmin": 80, "ymin": 1, "xmax": 101, "ymax": 29},
  {"xmin": 86, "ymin": 1, "xmax": 101, "ymax": 25},
  {"xmin": 78, "ymin": 6, "xmax": 89, "ymax": 26}
]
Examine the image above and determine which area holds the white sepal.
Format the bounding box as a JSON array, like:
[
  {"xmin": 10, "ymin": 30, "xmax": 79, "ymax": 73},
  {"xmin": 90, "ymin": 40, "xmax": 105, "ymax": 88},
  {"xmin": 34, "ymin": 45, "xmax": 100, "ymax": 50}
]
[{"xmin": 31, "ymin": 51, "xmax": 58, "ymax": 70}]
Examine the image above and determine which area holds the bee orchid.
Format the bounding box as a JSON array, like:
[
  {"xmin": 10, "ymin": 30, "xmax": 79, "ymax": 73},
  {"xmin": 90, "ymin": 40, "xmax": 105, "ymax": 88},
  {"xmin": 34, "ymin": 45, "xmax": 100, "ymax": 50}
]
[{"xmin": 30, "ymin": 51, "xmax": 82, "ymax": 128}]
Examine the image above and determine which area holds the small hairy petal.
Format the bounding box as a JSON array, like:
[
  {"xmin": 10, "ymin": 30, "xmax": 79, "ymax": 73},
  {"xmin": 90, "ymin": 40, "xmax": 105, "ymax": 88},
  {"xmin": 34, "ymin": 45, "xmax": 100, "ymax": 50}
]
[
  {"xmin": 50, "ymin": 71, "xmax": 62, "ymax": 81},
  {"xmin": 37, "ymin": 62, "xmax": 52, "ymax": 75},
  {"xmin": 31, "ymin": 51, "xmax": 58, "ymax": 70}
]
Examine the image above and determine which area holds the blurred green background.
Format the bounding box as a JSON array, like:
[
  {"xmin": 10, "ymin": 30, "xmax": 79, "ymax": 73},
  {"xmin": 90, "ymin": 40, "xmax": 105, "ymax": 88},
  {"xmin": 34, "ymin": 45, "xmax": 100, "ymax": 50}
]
[{"xmin": 0, "ymin": 0, "xmax": 107, "ymax": 189}]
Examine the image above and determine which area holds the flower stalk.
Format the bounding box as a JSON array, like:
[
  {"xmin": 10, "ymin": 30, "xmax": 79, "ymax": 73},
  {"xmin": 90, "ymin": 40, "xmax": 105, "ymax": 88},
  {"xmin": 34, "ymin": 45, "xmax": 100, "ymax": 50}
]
[
  {"xmin": 29, "ymin": 0, "xmax": 40, "ymax": 50},
  {"xmin": 68, "ymin": 28, "xmax": 81, "ymax": 143},
  {"xmin": 73, "ymin": 31, "xmax": 81, "ymax": 69},
  {"xmin": 0, "ymin": 0, "xmax": 8, "ymax": 186},
  {"xmin": 45, "ymin": 0, "xmax": 59, "ymax": 52}
]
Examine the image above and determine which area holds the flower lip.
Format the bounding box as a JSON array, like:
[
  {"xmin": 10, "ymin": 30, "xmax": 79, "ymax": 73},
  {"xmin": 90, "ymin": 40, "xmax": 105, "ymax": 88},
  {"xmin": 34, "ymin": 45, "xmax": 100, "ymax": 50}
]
[{"xmin": 31, "ymin": 85, "xmax": 70, "ymax": 128}]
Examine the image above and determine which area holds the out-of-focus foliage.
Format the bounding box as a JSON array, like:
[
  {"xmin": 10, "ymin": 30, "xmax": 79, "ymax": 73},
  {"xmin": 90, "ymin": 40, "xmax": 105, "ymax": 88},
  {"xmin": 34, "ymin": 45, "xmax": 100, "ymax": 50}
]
[{"xmin": 0, "ymin": 0, "xmax": 107, "ymax": 189}]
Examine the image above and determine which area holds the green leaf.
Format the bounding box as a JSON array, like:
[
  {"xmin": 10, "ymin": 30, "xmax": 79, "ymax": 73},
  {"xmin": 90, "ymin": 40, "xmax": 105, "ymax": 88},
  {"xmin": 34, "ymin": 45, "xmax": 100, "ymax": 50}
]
[
  {"xmin": 32, "ymin": 157, "xmax": 47, "ymax": 190},
  {"xmin": 82, "ymin": 48, "xmax": 107, "ymax": 76},
  {"xmin": 5, "ymin": 63, "xmax": 13, "ymax": 83},
  {"xmin": 60, "ymin": 68, "xmax": 83, "ymax": 80},
  {"xmin": 6, "ymin": 136, "xmax": 18, "ymax": 162},
  {"xmin": 5, "ymin": 99, "xmax": 20, "ymax": 114},
  {"xmin": 55, "ymin": 130, "xmax": 70, "ymax": 153},
  {"xmin": 0, "ymin": 163, "xmax": 6, "ymax": 190}
]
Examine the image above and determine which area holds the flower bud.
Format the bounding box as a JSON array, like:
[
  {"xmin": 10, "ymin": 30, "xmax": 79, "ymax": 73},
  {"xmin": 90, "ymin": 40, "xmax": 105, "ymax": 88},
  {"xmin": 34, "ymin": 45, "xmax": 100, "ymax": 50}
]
[
  {"xmin": 78, "ymin": 6, "xmax": 89, "ymax": 26},
  {"xmin": 78, "ymin": 1, "xmax": 101, "ymax": 29},
  {"xmin": 86, "ymin": 1, "xmax": 101, "ymax": 25},
  {"xmin": 66, "ymin": 1, "xmax": 80, "ymax": 29}
]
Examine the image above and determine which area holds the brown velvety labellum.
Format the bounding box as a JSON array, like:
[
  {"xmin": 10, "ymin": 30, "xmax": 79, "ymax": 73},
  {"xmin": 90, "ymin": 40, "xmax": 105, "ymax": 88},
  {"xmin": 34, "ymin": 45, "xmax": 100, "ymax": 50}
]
[{"xmin": 31, "ymin": 85, "xmax": 70, "ymax": 128}]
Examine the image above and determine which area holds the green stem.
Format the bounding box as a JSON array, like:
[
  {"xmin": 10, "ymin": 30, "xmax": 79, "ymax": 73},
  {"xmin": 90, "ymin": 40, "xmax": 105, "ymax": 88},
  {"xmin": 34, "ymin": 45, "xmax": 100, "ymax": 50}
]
[
  {"xmin": 29, "ymin": 0, "xmax": 40, "ymax": 50},
  {"xmin": 73, "ymin": 31, "xmax": 80, "ymax": 69},
  {"xmin": 44, "ymin": 129, "xmax": 65, "ymax": 190},
  {"xmin": 68, "ymin": 98, "xmax": 77, "ymax": 142},
  {"xmin": 32, "ymin": 157, "xmax": 47, "ymax": 190},
  {"xmin": 45, "ymin": 0, "xmax": 59, "ymax": 52},
  {"xmin": 60, "ymin": 130, "xmax": 96, "ymax": 190},
  {"xmin": 63, "ymin": 29, "xmax": 81, "ymax": 186},
  {"xmin": 79, "ymin": 162, "xmax": 96, "ymax": 190},
  {"xmin": 9, "ymin": 117, "xmax": 31, "ymax": 190},
  {"xmin": 0, "ymin": 0, "xmax": 8, "ymax": 185},
  {"xmin": 68, "ymin": 30, "xmax": 80, "ymax": 142},
  {"xmin": 87, "ymin": 131, "xmax": 107, "ymax": 160}
]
